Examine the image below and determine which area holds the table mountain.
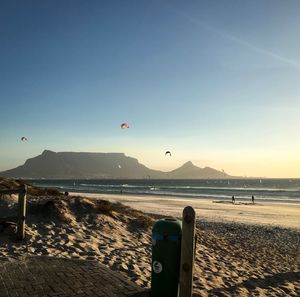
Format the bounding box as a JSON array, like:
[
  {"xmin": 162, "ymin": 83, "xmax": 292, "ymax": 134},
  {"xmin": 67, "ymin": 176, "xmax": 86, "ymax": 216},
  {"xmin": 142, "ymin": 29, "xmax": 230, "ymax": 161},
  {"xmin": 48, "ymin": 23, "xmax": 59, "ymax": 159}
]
[{"xmin": 0, "ymin": 150, "xmax": 230, "ymax": 179}]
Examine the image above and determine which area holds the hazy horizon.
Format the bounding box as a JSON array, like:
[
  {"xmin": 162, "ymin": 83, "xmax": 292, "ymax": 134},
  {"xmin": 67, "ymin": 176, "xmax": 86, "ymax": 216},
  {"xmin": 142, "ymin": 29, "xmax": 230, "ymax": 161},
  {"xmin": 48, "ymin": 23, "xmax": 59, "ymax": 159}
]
[
  {"xmin": 1, "ymin": 149, "xmax": 300, "ymax": 179},
  {"xmin": 1, "ymin": 1, "xmax": 300, "ymax": 178}
]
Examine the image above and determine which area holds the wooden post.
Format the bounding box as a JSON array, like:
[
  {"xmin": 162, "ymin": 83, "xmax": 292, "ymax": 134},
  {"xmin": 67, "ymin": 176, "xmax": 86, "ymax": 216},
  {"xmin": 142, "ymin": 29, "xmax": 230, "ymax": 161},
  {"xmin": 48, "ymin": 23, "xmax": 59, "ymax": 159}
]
[
  {"xmin": 17, "ymin": 184, "xmax": 27, "ymax": 240},
  {"xmin": 179, "ymin": 206, "xmax": 196, "ymax": 297}
]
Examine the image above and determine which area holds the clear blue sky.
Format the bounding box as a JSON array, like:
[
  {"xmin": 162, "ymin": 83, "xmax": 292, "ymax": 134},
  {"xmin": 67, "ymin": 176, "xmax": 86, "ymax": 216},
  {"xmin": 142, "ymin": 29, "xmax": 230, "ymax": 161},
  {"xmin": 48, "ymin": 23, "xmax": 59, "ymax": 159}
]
[{"xmin": 1, "ymin": 0, "xmax": 300, "ymax": 177}]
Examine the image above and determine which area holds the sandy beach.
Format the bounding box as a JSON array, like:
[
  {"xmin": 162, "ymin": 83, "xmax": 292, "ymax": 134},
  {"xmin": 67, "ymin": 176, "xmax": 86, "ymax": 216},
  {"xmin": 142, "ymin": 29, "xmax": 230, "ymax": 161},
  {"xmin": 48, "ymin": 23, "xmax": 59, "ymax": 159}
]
[
  {"xmin": 0, "ymin": 181, "xmax": 299, "ymax": 296},
  {"xmin": 74, "ymin": 192, "xmax": 300, "ymax": 229},
  {"xmin": 2, "ymin": 1, "xmax": 300, "ymax": 295}
]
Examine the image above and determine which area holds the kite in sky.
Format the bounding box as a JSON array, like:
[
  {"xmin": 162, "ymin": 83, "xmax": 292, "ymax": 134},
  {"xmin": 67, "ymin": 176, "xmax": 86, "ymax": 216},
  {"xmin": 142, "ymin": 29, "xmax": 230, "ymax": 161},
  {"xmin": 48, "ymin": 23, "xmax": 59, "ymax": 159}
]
[
  {"xmin": 165, "ymin": 151, "xmax": 171, "ymax": 156},
  {"xmin": 21, "ymin": 137, "xmax": 28, "ymax": 141},
  {"xmin": 121, "ymin": 123, "xmax": 129, "ymax": 129}
]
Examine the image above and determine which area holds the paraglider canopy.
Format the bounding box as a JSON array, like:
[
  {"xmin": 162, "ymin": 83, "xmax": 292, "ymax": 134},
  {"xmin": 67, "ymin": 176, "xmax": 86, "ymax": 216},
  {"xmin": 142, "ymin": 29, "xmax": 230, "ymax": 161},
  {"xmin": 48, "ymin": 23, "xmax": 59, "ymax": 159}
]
[
  {"xmin": 165, "ymin": 151, "xmax": 171, "ymax": 156},
  {"xmin": 121, "ymin": 122, "xmax": 129, "ymax": 129},
  {"xmin": 21, "ymin": 137, "xmax": 28, "ymax": 141}
]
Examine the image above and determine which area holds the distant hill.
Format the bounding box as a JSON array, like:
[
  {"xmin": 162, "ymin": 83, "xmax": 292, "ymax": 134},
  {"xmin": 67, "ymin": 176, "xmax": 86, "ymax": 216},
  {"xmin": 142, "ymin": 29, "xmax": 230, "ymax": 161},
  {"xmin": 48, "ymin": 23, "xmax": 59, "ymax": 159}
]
[
  {"xmin": 0, "ymin": 150, "xmax": 231, "ymax": 179},
  {"xmin": 167, "ymin": 161, "xmax": 229, "ymax": 179}
]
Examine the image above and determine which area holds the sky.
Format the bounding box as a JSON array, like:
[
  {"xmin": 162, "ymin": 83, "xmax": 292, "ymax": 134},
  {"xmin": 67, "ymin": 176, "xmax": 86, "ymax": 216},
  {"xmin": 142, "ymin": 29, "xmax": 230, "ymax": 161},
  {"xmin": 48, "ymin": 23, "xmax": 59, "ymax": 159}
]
[{"xmin": 1, "ymin": 0, "xmax": 300, "ymax": 178}]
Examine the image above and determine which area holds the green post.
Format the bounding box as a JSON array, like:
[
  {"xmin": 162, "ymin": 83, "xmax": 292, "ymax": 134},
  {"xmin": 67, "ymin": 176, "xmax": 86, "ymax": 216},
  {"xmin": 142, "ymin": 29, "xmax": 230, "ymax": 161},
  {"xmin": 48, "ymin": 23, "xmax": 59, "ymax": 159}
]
[{"xmin": 151, "ymin": 218, "xmax": 182, "ymax": 297}]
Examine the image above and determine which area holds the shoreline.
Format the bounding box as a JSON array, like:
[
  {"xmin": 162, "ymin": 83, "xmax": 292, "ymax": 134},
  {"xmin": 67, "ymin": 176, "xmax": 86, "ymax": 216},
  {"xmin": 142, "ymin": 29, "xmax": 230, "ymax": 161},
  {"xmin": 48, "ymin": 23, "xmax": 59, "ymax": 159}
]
[
  {"xmin": 66, "ymin": 189, "xmax": 300, "ymax": 204},
  {"xmin": 70, "ymin": 192, "xmax": 300, "ymax": 230}
]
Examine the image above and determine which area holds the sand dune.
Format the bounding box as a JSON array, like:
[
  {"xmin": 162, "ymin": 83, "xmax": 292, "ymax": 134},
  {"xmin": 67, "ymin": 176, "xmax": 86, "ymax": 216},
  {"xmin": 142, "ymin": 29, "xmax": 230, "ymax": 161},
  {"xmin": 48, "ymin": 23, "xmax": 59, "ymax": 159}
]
[{"xmin": 0, "ymin": 191, "xmax": 299, "ymax": 296}]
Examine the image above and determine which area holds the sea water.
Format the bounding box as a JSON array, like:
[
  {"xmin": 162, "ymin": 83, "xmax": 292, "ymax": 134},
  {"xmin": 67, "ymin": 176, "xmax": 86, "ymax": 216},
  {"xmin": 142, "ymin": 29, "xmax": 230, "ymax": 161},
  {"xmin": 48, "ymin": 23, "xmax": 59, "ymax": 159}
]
[{"xmin": 29, "ymin": 179, "xmax": 300, "ymax": 204}]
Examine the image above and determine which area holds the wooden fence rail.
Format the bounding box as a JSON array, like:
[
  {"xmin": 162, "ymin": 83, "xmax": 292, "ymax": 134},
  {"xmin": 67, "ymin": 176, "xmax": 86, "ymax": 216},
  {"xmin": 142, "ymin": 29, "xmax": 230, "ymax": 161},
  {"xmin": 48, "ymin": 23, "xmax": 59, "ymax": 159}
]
[
  {"xmin": 0, "ymin": 185, "xmax": 27, "ymax": 240},
  {"xmin": 0, "ymin": 189, "xmax": 22, "ymax": 195}
]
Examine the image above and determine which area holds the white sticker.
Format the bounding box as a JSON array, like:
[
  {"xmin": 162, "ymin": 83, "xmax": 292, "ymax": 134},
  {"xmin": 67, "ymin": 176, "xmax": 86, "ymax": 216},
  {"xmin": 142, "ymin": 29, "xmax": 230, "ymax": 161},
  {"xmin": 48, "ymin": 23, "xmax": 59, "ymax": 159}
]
[{"xmin": 153, "ymin": 261, "xmax": 163, "ymax": 274}]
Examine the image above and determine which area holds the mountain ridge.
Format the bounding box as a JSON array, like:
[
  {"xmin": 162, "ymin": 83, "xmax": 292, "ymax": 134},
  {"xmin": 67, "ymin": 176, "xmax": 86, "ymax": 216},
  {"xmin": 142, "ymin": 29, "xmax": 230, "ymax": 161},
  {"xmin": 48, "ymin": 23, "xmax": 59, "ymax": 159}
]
[{"xmin": 0, "ymin": 150, "xmax": 231, "ymax": 179}]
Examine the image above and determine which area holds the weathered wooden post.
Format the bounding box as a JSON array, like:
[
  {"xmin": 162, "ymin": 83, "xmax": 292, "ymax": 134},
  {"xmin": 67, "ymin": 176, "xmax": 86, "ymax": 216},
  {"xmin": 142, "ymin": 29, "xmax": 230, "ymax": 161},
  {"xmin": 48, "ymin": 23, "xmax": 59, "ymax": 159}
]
[
  {"xmin": 17, "ymin": 184, "xmax": 27, "ymax": 240},
  {"xmin": 179, "ymin": 206, "xmax": 196, "ymax": 297}
]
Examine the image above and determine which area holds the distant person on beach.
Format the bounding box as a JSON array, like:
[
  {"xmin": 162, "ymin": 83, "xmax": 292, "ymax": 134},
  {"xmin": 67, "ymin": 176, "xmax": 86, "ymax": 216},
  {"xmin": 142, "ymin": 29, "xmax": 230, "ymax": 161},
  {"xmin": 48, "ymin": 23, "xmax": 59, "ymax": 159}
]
[
  {"xmin": 232, "ymin": 195, "xmax": 235, "ymax": 204},
  {"xmin": 120, "ymin": 189, "xmax": 123, "ymax": 195},
  {"xmin": 252, "ymin": 195, "xmax": 255, "ymax": 204}
]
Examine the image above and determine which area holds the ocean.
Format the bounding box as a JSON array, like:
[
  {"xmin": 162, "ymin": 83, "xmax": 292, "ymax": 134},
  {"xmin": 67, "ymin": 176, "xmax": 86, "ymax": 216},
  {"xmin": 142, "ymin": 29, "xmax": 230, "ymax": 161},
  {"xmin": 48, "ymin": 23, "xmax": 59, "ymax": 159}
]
[{"xmin": 29, "ymin": 179, "xmax": 300, "ymax": 204}]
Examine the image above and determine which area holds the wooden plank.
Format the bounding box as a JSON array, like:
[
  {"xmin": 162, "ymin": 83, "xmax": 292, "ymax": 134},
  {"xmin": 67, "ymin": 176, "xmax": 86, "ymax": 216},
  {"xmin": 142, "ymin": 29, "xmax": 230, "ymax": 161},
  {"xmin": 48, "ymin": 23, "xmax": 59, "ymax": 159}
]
[
  {"xmin": 0, "ymin": 189, "xmax": 21, "ymax": 195},
  {"xmin": 17, "ymin": 185, "xmax": 27, "ymax": 240},
  {"xmin": 179, "ymin": 206, "xmax": 196, "ymax": 297}
]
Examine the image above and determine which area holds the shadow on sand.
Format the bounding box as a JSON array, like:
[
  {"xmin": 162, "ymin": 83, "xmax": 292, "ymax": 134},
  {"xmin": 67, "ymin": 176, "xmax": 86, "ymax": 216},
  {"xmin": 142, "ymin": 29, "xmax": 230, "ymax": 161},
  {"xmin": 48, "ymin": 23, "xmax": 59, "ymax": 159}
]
[{"xmin": 209, "ymin": 271, "xmax": 300, "ymax": 296}]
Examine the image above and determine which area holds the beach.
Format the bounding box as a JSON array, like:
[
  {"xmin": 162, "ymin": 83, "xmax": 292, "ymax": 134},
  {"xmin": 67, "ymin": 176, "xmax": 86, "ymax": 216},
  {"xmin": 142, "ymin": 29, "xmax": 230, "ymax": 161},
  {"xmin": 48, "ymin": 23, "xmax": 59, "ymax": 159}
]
[
  {"xmin": 2, "ymin": 1, "xmax": 300, "ymax": 295},
  {"xmin": 0, "ymin": 186, "xmax": 299, "ymax": 296},
  {"xmin": 74, "ymin": 192, "xmax": 300, "ymax": 229}
]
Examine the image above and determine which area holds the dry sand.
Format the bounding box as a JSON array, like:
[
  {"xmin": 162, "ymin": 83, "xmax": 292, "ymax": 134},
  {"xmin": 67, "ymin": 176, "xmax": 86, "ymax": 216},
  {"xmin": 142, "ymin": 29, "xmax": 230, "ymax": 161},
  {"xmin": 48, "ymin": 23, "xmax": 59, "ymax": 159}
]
[{"xmin": 0, "ymin": 191, "xmax": 299, "ymax": 296}]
